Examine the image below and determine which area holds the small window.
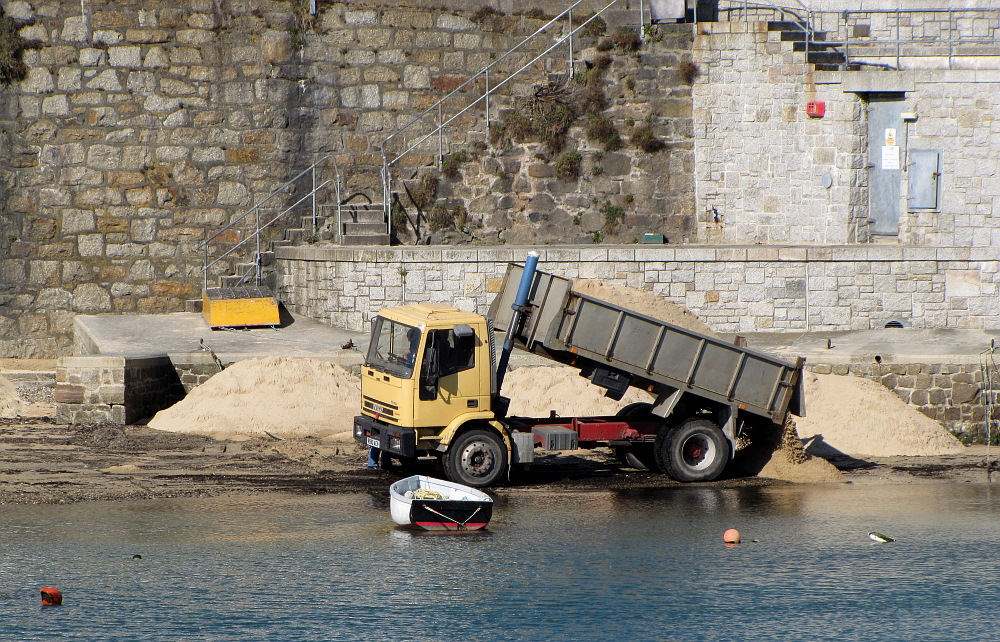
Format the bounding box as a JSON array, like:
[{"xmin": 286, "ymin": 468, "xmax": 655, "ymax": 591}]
[{"xmin": 434, "ymin": 327, "xmax": 476, "ymax": 377}]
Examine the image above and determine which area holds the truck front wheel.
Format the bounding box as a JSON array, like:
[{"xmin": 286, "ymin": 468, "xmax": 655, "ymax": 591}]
[
  {"xmin": 444, "ymin": 428, "xmax": 508, "ymax": 488},
  {"xmin": 656, "ymin": 418, "xmax": 729, "ymax": 482}
]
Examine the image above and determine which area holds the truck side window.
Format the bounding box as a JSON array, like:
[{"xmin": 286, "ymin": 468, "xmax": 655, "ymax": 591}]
[{"xmin": 434, "ymin": 328, "xmax": 475, "ymax": 377}]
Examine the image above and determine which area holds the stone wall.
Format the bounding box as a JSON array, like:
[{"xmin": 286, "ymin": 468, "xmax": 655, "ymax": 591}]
[
  {"xmin": 691, "ymin": 19, "xmax": 1000, "ymax": 248},
  {"xmin": 274, "ymin": 244, "xmax": 1000, "ymax": 334},
  {"xmin": 55, "ymin": 352, "xmax": 219, "ymax": 424},
  {"xmin": 0, "ymin": 1, "xmax": 582, "ymax": 356}
]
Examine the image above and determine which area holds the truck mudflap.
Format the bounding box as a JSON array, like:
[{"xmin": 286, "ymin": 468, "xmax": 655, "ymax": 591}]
[{"xmin": 353, "ymin": 415, "xmax": 417, "ymax": 458}]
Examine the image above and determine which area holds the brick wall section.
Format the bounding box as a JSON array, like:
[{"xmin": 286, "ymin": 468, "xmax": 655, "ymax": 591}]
[{"xmin": 274, "ymin": 244, "xmax": 1000, "ymax": 334}]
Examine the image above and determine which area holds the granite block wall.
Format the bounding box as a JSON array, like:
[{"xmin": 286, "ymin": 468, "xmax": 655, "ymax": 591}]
[
  {"xmin": 55, "ymin": 352, "xmax": 218, "ymax": 424},
  {"xmin": 274, "ymin": 244, "xmax": 1000, "ymax": 334}
]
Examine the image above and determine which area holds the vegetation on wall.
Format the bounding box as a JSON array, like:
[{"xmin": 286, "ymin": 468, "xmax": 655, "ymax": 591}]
[
  {"xmin": 489, "ymin": 84, "xmax": 578, "ymax": 154},
  {"xmin": 470, "ymin": 6, "xmax": 512, "ymax": 33},
  {"xmin": 428, "ymin": 203, "xmax": 468, "ymax": 232},
  {"xmin": 0, "ymin": 7, "xmax": 42, "ymax": 86},
  {"xmin": 554, "ymin": 151, "xmax": 582, "ymax": 181},
  {"xmin": 677, "ymin": 60, "xmax": 701, "ymax": 84},
  {"xmin": 442, "ymin": 150, "xmax": 471, "ymax": 180},
  {"xmin": 631, "ymin": 121, "xmax": 665, "ymax": 153}
]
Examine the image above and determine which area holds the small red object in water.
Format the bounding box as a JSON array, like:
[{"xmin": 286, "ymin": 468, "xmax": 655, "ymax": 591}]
[
  {"xmin": 723, "ymin": 529, "xmax": 741, "ymax": 544},
  {"xmin": 41, "ymin": 587, "xmax": 63, "ymax": 606}
]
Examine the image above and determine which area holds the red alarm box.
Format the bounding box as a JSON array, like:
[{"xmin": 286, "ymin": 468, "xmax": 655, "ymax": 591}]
[{"xmin": 806, "ymin": 101, "xmax": 825, "ymax": 118}]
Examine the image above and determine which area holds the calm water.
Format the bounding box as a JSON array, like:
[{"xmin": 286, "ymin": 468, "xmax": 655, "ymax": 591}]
[{"xmin": 3, "ymin": 483, "xmax": 1000, "ymax": 641}]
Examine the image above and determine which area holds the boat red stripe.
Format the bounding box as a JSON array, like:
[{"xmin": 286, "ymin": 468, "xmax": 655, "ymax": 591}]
[{"xmin": 413, "ymin": 522, "xmax": 488, "ymax": 529}]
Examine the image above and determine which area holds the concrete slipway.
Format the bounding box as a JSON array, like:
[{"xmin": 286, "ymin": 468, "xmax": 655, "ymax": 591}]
[{"xmin": 73, "ymin": 308, "xmax": 1000, "ymax": 368}]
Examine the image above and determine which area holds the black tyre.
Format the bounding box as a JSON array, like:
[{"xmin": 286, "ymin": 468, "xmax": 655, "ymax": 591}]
[
  {"xmin": 444, "ymin": 428, "xmax": 508, "ymax": 488},
  {"xmin": 617, "ymin": 402, "xmax": 654, "ymax": 418},
  {"xmin": 656, "ymin": 418, "xmax": 729, "ymax": 482}
]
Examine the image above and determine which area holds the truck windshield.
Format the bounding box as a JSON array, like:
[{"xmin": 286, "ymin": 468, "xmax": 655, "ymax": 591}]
[{"xmin": 366, "ymin": 317, "xmax": 421, "ymax": 379}]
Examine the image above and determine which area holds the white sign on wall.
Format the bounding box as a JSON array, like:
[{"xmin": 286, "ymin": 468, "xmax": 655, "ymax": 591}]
[
  {"xmin": 884, "ymin": 128, "xmax": 897, "ymax": 146},
  {"xmin": 881, "ymin": 145, "xmax": 900, "ymax": 170}
]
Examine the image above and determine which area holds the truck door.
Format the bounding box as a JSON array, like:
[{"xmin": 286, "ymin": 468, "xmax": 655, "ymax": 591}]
[{"xmin": 413, "ymin": 325, "xmax": 486, "ymax": 427}]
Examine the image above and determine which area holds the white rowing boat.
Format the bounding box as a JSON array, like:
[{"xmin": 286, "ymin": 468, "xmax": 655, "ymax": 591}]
[{"xmin": 389, "ymin": 475, "xmax": 493, "ymax": 531}]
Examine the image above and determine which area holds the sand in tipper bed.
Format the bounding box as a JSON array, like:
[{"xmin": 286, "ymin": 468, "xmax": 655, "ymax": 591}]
[{"xmin": 571, "ymin": 279, "xmax": 719, "ymax": 337}]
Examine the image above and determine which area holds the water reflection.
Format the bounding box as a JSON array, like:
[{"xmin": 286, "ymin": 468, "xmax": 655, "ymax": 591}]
[{"xmin": 2, "ymin": 485, "xmax": 1000, "ymax": 640}]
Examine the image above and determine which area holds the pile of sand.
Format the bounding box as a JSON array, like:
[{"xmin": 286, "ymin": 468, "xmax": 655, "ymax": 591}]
[
  {"xmin": 572, "ymin": 279, "xmax": 718, "ymax": 337},
  {"xmin": 0, "ymin": 374, "xmax": 53, "ymax": 419},
  {"xmin": 504, "ymin": 366, "xmax": 652, "ymax": 417},
  {"xmin": 0, "ymin": 375, "xmax": 24, "ymax": 418},
  {"xmin": 148, "ymin": 356, "xmax": 360, "ymax": 441},
  {"xmin": 748, "ymin": 417, "xmax": 844, "ymax": 483},
  {"xmin": 794, "ymin": 372, "xmax": 965, "ymax": 458}
]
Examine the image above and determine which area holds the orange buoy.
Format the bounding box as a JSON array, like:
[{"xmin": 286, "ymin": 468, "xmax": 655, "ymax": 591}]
[
  {"xmin": 40, "ymin": 587, "xmax": 63, "ymax": 606},
  {"xmin": 723, "ymin": 528, "xmax": 741, "ymax": 544}
]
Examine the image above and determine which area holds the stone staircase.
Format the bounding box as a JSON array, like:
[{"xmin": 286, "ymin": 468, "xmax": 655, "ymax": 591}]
[
  {"xmin": 203, "ymin": 0, "xmax": 647, "ymax": 295},
  {"xmin": 764, "ymin": 20, "xmax": 868, "ymax": 72}
]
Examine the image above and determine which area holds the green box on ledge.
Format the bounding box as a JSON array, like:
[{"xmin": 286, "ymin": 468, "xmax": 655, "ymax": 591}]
[{"xmin": 642, "ymin": 233, "xmax": 665, "ymax": 244}]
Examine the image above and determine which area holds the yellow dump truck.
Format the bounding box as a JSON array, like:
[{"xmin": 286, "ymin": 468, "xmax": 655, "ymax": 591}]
[{"xmin": 354, "ymin": 254, "xmax": 805, "ymax": 487}]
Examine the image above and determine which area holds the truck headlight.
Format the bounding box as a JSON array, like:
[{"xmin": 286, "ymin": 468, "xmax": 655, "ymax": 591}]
[
  {"xmin": 389, "ymin": 434, "xmax": 401, "ymax": 450},
  {"xmin": 354, "ymin": 422, "xmax": 363, "ymax": 438}
]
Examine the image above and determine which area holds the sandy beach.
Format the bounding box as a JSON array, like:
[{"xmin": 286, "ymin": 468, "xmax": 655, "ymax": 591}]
[
  {"xmin": 2, "ymin": 352, "xmax": 995, "ymax": 505},
  {"xmin": 1, "ymin": 416, "xmax": 996, "ymax": 505}
]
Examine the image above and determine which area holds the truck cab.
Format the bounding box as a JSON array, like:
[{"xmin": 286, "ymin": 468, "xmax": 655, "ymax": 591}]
[{"xmin": 354, "ymin": 303, "xmax": 502, "ymax": 475}]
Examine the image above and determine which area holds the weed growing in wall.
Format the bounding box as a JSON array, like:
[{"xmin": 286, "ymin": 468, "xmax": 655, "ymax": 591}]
[
  {"xmin": 442, "ymin": 151, "xmax": 471, "ymax": 180},
  {"xmin": 0, "ymin": 7, "xmax": 42, "ymax": 85},
  {"xmin": 677, "ymin": 60, "xmax": 701, "ymax": 84},
  {"xmin": 490, "ymin": 85, "xmax": 577, "ymax": 154},
  {"xmin": 631, "ymin": 124, "xmax": 665, "ymax": 153},
  {"xmin": 587, "ymin": 114, "xmax": 622, "ymax": 152},
  {"xmin": 610, "ymin": 28, "xmax": 642, "ymax": 53},
  {"xmin": 577, "ymin": 13, "xmax": 607, "ymax": 39},
  {"xmin": 428, "ymin": 203, "xmax": 468, "ymax": 232},
  {"xmin": 600, "ymin": 202, "xmax": 625, "ymax": 232},
  {"xmin": 554, "ymin": 151, "xmax": 582, "ymax": 181},
  {"xmin": 409, "ymin": 175, "xmax": 439, "ymax": 210},
  {"xmin": 470, "ymin": 6, "xmax": 511, "ymax": 33}
]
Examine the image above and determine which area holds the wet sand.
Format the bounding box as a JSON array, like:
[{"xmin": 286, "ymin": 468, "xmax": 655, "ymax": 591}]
[{"xmin": 2, "ymin": 418, "xmax": 997, "ymax": 505}]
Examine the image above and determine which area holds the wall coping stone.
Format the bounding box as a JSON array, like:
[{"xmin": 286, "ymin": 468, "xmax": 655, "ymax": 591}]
[{"xmin": 276, "ymin": 244, "xmax": 982, "ymax": 264}]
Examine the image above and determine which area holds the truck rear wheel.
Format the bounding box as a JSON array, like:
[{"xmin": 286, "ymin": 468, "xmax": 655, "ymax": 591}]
[
  {"xmin": 656, "ymin": 418, "xmax": 729, "ymax": 482},
  {"xmin": 444, "ymin": 428, "xmax": 508, "ymax": 488}
]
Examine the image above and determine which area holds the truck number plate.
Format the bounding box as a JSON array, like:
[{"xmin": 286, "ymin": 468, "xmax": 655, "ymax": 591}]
[{"xmin": 366, "ymin": 437, "xmax": 379, "ymax": 448}]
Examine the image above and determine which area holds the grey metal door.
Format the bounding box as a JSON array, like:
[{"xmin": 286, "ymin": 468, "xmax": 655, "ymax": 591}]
[{"xmin": 866, "ymin": 93, "xmax": 905, "ymax": 235}]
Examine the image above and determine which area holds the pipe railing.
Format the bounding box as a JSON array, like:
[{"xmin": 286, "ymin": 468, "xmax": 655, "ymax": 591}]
[
  {"xmin": 720, "ymin": 2, "xmax": 1000, "ymax": 71},
  {"xmin": 379, "ymin": 0, "xmax": 647, "ymax": 229},
  {"xmin": 199, "ymin": 155, "xmax": 341, "ymax": 290}
]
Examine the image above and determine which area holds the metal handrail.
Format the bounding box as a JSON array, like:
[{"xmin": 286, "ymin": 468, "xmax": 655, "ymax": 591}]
[
  {"xmin": 379, "ymin": 0, "xmax": 646, "ymax": 227},
  {"xmin": 200, "ymin": 155, "xmax": 341, "ymax": 289},
  {"xmin": 720, "ymin": 3, "xmax": 1000, "ymax": 71}
]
